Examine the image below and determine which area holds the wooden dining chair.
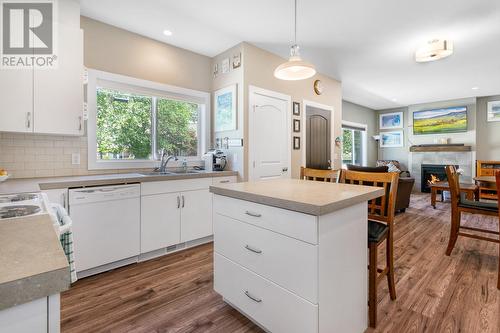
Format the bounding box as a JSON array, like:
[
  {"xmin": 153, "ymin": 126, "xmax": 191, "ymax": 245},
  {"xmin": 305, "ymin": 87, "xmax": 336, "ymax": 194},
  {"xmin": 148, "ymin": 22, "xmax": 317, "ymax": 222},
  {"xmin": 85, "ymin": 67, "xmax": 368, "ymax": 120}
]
[
  {"xmin": 340, "ymin": 170, "xmax": 399, "ymax": 328},
  {"xmin": 445, "ymin": 166, "xmax": 499, "ymax": 271},
  {"xmin": 300, "ymin": 166, "xmax": 340, "ymax": 183},
  {"xmin": 496, "ymin": 171, "xmax": 500, "ymax": 290}
]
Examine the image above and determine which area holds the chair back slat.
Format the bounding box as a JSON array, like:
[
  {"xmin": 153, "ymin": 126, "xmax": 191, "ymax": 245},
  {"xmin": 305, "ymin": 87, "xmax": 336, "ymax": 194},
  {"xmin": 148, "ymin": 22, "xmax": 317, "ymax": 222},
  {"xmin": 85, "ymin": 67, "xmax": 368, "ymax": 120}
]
[
  {"xmin": 445, "ymin": 165, "xmax": 461, "ymax": 206},
  {"xmin": 340, "ymin": 170, "xmax": 399, "ymax": 224},
  {"xmin": 300, "ymin": 167, "xmax": 340, "ymax": 183}
]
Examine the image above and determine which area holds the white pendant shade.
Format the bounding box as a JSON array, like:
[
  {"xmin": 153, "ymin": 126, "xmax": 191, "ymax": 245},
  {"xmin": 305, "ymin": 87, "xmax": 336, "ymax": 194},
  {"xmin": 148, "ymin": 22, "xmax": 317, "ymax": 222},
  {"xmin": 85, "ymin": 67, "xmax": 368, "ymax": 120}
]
[
  {"xmin": 274, "ymin": 55, "xmax": 316, "ymax": 81},
  {"xmin": 274, "ymin": 0, "xmax": 316, "ymax": 81}
]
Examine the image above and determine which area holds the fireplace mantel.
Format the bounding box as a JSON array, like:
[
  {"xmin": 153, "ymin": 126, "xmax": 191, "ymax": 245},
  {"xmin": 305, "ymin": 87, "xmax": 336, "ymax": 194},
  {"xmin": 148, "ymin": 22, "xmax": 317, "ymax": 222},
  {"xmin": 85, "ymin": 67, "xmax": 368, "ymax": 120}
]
[{"xmin": 409, "ymin": 145, "xmax": 472, "ymax": 152}]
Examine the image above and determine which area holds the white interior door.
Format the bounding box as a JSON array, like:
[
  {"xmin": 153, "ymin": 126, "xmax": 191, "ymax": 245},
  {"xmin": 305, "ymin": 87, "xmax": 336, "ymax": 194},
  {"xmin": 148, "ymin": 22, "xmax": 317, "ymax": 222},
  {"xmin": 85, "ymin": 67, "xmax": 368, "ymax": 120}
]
[{"xmin": 249, "ymin": 87, "xmax": 291, "ymax": 181}]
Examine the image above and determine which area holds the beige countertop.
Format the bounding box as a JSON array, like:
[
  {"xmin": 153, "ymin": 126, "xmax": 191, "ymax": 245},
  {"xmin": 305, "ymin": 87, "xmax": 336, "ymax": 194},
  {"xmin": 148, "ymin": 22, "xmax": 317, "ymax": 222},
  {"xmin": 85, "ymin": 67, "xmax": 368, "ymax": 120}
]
[
  {"xmin": 210, "ymin": 178, "xmax": 385, "ymax": 216},
  {"xmin": 0, "ymin": 214, "xmax": 70, "ymax": 311},
  {"xmin": 0, "ymin": 170, "xmax": 238, "ymax": 194}
]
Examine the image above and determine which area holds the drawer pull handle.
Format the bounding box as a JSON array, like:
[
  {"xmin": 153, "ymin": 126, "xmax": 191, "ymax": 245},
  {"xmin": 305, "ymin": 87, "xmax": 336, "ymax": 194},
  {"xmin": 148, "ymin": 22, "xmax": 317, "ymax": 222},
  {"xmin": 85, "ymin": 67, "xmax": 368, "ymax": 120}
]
[
  {"xmin": 245, "ymin": 244, "xmax": 262, "ymax": 254},
  {"xmin": 219, "ymin": 180, "xmax": 230, "ymax": 183},
  {"xmin": 245, "ymin": 211, "xmax": 262, "ymax": 218},
  {"xmin": 244, "ymin": 291, "xmax": 262, "ymax": 303}
]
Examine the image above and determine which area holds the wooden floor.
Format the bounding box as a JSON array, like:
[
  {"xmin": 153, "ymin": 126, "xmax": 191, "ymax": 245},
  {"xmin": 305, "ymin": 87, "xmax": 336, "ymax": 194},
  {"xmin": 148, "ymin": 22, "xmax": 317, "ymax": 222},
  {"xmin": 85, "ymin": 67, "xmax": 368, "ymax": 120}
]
[{"xmin": 61, "ymin": 194, "xmax": 500, "ymax": 333}]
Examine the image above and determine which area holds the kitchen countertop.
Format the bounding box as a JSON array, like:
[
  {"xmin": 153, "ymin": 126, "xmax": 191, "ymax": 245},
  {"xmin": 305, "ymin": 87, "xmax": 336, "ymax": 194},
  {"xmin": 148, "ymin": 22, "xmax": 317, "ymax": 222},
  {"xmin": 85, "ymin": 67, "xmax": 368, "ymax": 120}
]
[
  {"xmin": 0, "ymin": 170, "xmax": 238, "ymax": 194},
  {"xmin": 210, "ymin": 178, "xmax": 385, "ymax": 216},
  {"xmin": 0, "ymin": 214, "xmax": 70, "ymax": 311}
]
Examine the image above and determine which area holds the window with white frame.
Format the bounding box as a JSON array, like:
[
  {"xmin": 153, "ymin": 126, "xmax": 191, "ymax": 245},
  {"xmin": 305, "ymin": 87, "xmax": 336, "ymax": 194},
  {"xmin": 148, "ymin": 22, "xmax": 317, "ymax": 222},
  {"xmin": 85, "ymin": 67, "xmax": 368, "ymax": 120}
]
[
  {"xmin": 87, "ymin": 70, "xmax": 210, "ymax": 169},
  {"xmin": 342, "ymin": 121, "xmax": 367, "ymax": 167}
]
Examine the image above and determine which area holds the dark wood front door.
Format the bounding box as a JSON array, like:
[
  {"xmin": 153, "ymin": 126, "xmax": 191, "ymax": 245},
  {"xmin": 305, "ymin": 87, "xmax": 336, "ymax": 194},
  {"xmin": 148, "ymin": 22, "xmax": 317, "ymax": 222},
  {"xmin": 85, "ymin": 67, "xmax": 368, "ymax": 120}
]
[{"xmin": 306, "ymin": 105, "xmax": 331, "ymax": 169}]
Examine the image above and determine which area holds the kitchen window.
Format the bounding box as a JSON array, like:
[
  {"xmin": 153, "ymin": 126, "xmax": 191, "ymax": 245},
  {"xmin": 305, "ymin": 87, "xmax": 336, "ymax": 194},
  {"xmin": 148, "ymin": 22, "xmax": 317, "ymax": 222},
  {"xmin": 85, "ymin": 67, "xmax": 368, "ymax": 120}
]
[
  {"xmin": 342, "ymin": 121, "xmax": 367, "ymax": 167},
  {"xmin": 87, "ymin": 70, "xmax": 210, "ymax": 170}
]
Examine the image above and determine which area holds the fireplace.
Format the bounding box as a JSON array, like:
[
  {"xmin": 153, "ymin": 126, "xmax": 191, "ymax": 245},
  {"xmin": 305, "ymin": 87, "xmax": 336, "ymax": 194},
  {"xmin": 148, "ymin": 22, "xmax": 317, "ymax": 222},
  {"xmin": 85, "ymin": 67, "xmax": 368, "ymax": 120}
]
[{"xmin": 420, "ymin": 164, "xmax": 458, "ymax": 192}]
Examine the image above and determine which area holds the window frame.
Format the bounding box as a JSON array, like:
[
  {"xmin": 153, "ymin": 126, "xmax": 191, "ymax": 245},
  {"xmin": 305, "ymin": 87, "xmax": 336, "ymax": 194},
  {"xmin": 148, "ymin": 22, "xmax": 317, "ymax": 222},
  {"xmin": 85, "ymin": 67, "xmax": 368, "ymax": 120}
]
[
  {"xmin": 87, "ymin": 69, "xmax": 210, "ymax": 170},
  {"xmin": 341, "ymin": 120, "xmax": 368, "ymax": 167}
]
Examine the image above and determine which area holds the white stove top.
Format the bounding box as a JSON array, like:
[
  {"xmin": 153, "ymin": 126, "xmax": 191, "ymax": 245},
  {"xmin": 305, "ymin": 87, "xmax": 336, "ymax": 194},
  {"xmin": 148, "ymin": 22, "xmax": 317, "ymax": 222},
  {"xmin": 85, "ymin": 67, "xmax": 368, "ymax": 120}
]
[{"xmin": 0, "ymin": 193, "xmax": 49, "ymax": 220}]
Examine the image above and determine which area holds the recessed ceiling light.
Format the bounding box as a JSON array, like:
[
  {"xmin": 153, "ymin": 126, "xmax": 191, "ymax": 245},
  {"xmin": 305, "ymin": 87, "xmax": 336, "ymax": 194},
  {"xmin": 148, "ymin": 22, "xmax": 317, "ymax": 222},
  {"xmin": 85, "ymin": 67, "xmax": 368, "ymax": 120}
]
[
  {"xmin": 392, "ymin": 98, "xmax": 397, "ymax": 102},
  {"xmin": 163, "ymin": 30, "xmax": 173, "ymax": 36},
  {"xmin": 471, "ymin": 87, "xmax": 479, "ymax": 90}
]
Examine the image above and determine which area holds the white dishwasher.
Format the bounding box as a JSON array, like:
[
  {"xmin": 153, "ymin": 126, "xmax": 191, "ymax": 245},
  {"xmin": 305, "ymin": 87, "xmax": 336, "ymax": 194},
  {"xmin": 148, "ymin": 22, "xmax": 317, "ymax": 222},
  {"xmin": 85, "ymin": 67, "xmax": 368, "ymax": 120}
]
[{"xmin": 69, "ymin": 184, "xmax": 141, "ymax": 275}]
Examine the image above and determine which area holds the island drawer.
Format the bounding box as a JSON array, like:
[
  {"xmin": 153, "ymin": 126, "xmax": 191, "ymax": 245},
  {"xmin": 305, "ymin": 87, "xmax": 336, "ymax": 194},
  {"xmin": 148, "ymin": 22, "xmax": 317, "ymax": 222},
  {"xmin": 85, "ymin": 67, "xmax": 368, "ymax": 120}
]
[
  {"xmin": 214, "ymin": 214, "xmax": 318, "ymax": 303},
  {"xmin": 213, "ymin": 195, "xmax": 318, "ymax": 244},
  {"xmin": 214, "ymin": 253, "xmax": 318, "ymax": 333}
]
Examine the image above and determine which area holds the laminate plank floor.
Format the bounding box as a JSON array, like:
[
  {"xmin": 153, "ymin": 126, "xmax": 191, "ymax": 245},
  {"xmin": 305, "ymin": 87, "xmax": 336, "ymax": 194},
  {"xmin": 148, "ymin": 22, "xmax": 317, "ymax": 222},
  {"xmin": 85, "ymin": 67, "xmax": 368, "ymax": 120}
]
[{"xmin": 61, "ymin": 193, "xmax": 499, "ymax": 333}]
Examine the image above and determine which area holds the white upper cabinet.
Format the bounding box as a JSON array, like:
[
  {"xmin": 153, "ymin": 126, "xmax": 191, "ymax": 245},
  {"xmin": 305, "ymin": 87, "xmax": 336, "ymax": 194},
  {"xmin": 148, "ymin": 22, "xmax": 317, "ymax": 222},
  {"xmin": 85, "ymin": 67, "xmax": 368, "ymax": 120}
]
[
  {"xmin": 34, "ymin": 25, "xmax": 84, "ymax": 135},
  {"xmin": 0, "ymin": 0, "xmax": 83, "ymax": 135},
  {"xmin": 0, "ymin": 68, "xmax": 33, "ymax": 133}
]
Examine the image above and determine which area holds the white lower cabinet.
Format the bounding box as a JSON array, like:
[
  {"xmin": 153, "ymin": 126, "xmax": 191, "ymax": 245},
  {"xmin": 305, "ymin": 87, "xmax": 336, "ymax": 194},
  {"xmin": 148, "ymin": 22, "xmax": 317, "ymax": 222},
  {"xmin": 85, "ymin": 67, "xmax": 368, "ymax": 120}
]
[
  {"xmin": 141, "ymin": 192, "xmax": 181, "ymax": 253},
  {"xmin": 215, "ymin": 254, "xmax": 318, "ymax": 333},
  {"xmin": 0, "ymin": 294, "xmax": 60, "ymax": 333},
  {"xmin": 180, "ymin": 189, "xmax": 212, "ymax": 242},
  {"xmin": 140, "ymin": 178, "xmax": 216, "ymax": 254}
]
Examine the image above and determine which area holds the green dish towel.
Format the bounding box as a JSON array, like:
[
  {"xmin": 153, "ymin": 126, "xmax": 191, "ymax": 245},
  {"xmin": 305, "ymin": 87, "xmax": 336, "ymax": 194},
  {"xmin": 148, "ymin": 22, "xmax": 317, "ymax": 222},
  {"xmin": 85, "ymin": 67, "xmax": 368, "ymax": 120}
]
[{"xmin": 51, "ymin": 204, "xmax": 78, "ymax": 284}]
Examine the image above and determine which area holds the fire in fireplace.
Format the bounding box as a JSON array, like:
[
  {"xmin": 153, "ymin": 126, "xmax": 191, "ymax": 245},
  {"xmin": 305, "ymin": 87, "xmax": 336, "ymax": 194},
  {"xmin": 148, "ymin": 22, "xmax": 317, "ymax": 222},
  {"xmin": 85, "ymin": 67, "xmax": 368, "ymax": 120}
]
[{"xmin": 420, "ymin": 164, "xmax": 458, "ymax": 192}]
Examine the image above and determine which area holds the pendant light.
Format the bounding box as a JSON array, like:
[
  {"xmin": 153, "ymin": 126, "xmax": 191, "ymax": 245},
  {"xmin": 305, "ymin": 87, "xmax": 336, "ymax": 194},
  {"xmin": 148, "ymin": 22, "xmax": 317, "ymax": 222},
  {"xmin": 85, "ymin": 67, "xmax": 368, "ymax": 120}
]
[{"xmin": 274, "ymin": 0, "xmax": 316, "ymax": 81}]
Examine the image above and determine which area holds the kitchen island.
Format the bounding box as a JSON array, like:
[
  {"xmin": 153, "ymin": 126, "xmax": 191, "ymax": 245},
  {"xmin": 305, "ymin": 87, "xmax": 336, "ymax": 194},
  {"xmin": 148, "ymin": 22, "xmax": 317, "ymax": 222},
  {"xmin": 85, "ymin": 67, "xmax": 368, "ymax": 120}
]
[
  {"xmin": 210, "ymin": 179, "xmax": 384, "ymax": 333},
  {"xmin": 0, "ymin": 214, "xmax": 70, "ymax": 332}
]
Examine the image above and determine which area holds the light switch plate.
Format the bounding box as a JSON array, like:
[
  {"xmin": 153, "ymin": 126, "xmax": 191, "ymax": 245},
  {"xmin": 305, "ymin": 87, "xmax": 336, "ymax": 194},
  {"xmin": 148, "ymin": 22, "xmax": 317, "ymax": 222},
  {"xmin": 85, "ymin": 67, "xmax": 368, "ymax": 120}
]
[{"xmin": 72, "ymin": 153, "xmax": 81, "ymax": 165}]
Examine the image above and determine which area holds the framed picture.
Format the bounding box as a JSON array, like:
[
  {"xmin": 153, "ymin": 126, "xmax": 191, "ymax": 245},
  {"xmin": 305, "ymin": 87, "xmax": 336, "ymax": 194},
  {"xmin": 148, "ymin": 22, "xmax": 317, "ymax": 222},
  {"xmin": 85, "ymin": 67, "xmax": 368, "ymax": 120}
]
[
  {"xmin": 293, "ymin": 136, "xmax": 301, "ymax": 150},
  {"xmin": 293, "ymin": 119, "xmax": 300, "ymax": 132},
  {"xmin": 380, "ymin": 131, "xmax": 404, "ymax": 148},
  {"xmin": 487, "ymin": 101, "xmax": 500, "ymax": 122},
  {"xmin": 215, "ymin": 85, "xmax": 237, "ymax": 132},
  {"xmin": 379, "ymin": 112, "xmax": 403, "ymax": 129},
  {"xmin": 221, "ymin": 58, "xmax": 230, "ymax": 74},
  {"xmin": 293, "ymin": 102, "xmax": 300, "ymax": 116},
  {"xmin": 413, "ymin": 106, "xmax": 467, "ymax": 135}
]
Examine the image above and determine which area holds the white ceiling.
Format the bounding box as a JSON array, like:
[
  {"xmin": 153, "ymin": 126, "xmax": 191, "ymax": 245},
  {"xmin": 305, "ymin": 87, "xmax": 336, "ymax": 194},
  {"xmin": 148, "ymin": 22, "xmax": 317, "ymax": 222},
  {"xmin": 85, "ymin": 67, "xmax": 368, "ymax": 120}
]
[{"xmin": 81, "ymin": 0, "xmax": 500, "ymax": 110}]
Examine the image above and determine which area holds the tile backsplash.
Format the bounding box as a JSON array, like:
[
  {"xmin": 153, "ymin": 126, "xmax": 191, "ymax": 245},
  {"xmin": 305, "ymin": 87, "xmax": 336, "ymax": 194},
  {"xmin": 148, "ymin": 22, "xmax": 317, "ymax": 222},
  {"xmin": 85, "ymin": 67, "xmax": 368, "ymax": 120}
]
[{"xmin": 0, "ymin": 132, "xmax": 151, "ymax": 179}]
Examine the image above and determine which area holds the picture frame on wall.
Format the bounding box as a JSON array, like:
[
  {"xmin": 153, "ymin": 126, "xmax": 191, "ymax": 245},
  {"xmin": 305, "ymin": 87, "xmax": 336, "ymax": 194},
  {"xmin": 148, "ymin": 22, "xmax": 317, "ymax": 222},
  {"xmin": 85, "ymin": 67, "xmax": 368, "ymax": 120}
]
[
  {"xmin": 293, "ymin": 136, "xmax": 301, "ymax": 150},
  {"xmin": 380, "ymin": 131, "xmax": 404, "ymax": 148},
  {"xmin": 487, "ymin": 101, "xmax": 500, "ymax": 122},
  {"xmin": 379, "ymin": 112, "xmax": 403, "ymax": 130},
  {"xmin": 293, "ymin": 119, "xmax": 300, "ymax": 132},
  {"xmin": 215, "ymin": 84, "xmax": 237, "ymax": 132},
  {"xmin": 293, "ymin": 102, "xmax": 300, "ymax": 116}
]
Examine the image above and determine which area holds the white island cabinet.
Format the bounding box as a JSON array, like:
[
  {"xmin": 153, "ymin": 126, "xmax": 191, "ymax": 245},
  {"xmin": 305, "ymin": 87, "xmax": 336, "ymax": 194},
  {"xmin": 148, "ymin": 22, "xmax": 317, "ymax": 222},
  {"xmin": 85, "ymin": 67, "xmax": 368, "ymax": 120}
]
[{"xmin": 210, "ymin": 179, "xmax": 384, "ymax": 333}]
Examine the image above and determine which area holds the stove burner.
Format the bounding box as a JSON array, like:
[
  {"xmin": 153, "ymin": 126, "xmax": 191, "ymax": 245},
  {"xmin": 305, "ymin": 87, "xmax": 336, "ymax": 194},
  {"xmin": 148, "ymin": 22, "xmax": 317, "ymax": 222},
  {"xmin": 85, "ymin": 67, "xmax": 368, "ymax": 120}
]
[
  {"xmin": 0, "ymin": 205, "xmax": 41, "ymax": 219},
  {"xmin": 0, "ymin": 193, "xmax": 39, "ymax": 204}
]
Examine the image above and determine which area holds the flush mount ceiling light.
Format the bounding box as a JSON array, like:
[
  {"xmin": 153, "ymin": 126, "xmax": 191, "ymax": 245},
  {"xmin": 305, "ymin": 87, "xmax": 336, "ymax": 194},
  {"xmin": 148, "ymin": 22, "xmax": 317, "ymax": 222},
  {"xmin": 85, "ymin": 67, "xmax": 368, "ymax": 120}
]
[
  {"xmin": 163, "ymin": 30, "xmax": 173, "ymax": 36},
  {"xmin": 415, "ymin": 39, "xmax": 453, "ymax": 63},
  {"xmin": 274, "ymin": 0, "xmax": 316, "ymax": 81}
]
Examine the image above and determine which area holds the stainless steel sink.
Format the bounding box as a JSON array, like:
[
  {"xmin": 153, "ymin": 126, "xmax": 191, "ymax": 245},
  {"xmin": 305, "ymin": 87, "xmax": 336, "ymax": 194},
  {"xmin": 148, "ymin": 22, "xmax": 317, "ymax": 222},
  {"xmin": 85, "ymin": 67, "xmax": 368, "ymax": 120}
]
[{"xmin": 140, "ymin": 170, "xmax": 204, "ymax": 176}]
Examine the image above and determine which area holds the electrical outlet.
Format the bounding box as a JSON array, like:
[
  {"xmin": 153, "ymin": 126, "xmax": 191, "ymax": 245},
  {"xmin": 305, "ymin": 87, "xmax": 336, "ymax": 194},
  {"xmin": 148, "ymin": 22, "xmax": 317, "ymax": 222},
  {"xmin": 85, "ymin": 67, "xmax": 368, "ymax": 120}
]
[{"xmin": 71, "ymin": 153, "xmax": 80, "ymax": 165}]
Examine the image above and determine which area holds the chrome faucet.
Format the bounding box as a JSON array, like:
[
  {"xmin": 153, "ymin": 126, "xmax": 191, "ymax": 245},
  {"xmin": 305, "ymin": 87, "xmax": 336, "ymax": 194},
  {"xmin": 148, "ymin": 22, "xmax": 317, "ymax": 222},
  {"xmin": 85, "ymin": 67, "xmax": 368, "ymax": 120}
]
[{"xmin": 158, "ymin": 150, "xmax": 178, "ymax": 173}]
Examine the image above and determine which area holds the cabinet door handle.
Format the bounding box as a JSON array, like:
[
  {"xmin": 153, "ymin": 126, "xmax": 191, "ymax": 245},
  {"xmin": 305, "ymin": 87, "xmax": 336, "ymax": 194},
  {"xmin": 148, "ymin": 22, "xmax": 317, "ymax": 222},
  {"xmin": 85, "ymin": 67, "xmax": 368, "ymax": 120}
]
[
  {"xmin": 181, "ymin": 195, "xmax": 185, "ymax": 208},
  {"xmin": 78, "ymin": 116, "xmax": 82, "ymax": 131},
  {"xmin": 219, "ymin": 180, "xmax": 230, "ymax": 183},
  {"xmin": 245, "ymin": 244, "xmax": 262, "ymax": 254},
  {"xmin": 245, "ymin": 211, "xmax": 261, "ymax": 218},
  {"xmin": 26, "ymin": 112, "xmax": 31, "ymax": 129},
  {"xmin": 177, "ymin": 196, "xmax": 180, "ymax": 208},
  {"xmin": 244, "ymin": 291, "xmax": 262, "ymax": 303}
]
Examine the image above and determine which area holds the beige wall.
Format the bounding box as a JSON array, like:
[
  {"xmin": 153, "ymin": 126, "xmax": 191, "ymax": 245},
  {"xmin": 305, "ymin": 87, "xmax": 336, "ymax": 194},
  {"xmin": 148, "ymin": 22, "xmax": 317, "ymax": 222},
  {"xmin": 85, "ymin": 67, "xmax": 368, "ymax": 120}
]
[
  {"xmin": 476, "ymin": 94, "xmax": 500, "ymax": 161},
  {"xmin": 211, "ymin": 43, "xmax": 245, "ymax": 179},
  {"xmin": 81, "ymin": 17, "xmax": 212, "ymax": 92},
  {"xmin": 242, "ymin": 43, "xmax": 343, "ymax": 179},
  {"xmin": 1, "ymin": 17, "xmax": 213, "ymax": 179},
  {"xmin": 377, "ymin": 98, "xmax": 477, "ymax": 170}
]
